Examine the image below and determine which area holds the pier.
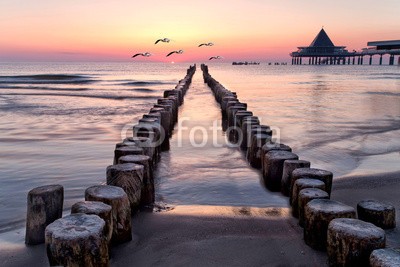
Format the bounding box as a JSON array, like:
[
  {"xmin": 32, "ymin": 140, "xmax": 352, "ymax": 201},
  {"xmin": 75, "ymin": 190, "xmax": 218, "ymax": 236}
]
[{"xmin": 290, "ymin": 28, "xmax": 400, "ymax": 65}]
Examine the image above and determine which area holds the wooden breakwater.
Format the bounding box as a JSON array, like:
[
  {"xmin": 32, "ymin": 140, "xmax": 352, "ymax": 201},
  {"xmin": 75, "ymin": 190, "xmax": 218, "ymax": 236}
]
[
  {"xmin": 25, "ymin": 65, "xmax": 196, "ymax": 266},
  {"xmin": 200, "ymin": 63, "xmax": 397, "ymax": 266}
]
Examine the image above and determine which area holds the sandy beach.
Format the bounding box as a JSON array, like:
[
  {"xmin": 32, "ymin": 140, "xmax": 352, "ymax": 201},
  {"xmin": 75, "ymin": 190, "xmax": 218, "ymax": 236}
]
[{"xmin": 1, "ymin": 170, "xmax": 399, "ymax": 267}]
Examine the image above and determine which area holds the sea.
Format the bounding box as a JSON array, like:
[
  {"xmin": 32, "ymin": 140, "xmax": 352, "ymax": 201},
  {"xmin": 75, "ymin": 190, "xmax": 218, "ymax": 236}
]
[{"xmin": 0, "ymin": 62, "xmax": 399, "ymax": 238}]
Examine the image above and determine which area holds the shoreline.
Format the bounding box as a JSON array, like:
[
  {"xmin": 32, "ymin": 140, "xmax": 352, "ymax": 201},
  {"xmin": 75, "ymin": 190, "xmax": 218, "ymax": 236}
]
[{"xmin": 1, "ymin": 170, "xmax": 399, "ymax": 266}]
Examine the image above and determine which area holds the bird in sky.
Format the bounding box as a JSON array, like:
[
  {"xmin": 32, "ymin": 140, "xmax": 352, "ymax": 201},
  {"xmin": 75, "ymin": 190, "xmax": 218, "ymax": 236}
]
[
  {"xmin": 209, "ymin": 56, "xmax": 223, "ymax": 60},
  {"xmin": 166, "ymin": 50, "xmax": 184, "ymax": 57},
  {"xmin": 155, "ymin": 38, "xmax": 170, "ymax": 44},
  {"xmin": 132, "ymin": 52, "xmax": 152, "ymax": 58},
  {"xmin": 198, "ymin": 42, "xmax": 214, "ymax": 47}
]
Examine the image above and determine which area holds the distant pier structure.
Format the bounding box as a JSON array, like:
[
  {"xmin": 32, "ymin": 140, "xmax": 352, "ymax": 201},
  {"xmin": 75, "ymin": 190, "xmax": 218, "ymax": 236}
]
[
  {"xmin": 290, "ymin": 28, "xmax": 400, "ymax": 65},
  {"xmin": 363, "ymin": 40, "xmax": 400, "ymax": 65}
]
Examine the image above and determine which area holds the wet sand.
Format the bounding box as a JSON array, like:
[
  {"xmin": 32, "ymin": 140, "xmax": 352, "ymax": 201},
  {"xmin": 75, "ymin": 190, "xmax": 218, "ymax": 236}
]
[
  {"xmin": 2, "ymin": 171, "xmax": 399, "ymax": 266},
  {"xmin": 332, "ymin": 171, "xmax": 400, "ymax": 249}
]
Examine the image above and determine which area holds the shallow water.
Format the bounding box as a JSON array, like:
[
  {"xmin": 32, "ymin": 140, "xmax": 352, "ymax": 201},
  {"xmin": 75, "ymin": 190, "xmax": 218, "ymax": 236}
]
[{"xmin": 0, "ymin": 62, "xmax": 399, "ymax": 235}]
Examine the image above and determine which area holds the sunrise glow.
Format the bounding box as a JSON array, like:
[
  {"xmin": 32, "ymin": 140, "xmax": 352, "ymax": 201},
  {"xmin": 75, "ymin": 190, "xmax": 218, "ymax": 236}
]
[{"xmin": 1, "ymin": 0, "xmax": 399, "ymax": 62}]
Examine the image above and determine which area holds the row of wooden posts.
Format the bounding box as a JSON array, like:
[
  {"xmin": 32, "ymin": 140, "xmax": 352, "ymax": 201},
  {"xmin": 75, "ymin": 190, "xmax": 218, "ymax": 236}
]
[
  {"xmin": 200, "ymin": 63, "xmax": 398, "ymax": 267},
  {"xmin": 24, "ymin": 65, "xmax": 197, "ymax": 266}
]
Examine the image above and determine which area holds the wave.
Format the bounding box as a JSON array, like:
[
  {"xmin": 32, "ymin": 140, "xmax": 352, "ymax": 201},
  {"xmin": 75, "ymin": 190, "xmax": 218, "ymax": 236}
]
[
  {"xmin": 366, "ymin": 72, "xmax": 400, "ymax": 76},
  {"xmin": 367, "ymin": 76, "xmax": 400, "ymax": 80},
  {"xmin": 290, "ymin": 81, "xmax": 326, "ymax": 85},
  {"xmin": 0, "ymin": 85, "xmax": 90, "ymax": 91},
  {"xmin": 0, "ymin": 92, "xmax": 157, "ymax": 100},
  {"xmin": 121, "ymin": 80, "xmax": 175, "ymax": 86},
  {"xmin": 365, "ymin": 91, "xmax": 400, "ymax": 97},
  {"xmin": 0, "ymin": 74, "xmax": 96, "ymax": 84},
  {"xmin": 130, "ymin": 88, "xmax": 155, "ymax": 92},
  {"xmin": 0, "ymin": 219, "xmax": 25, "ymax": 234}
]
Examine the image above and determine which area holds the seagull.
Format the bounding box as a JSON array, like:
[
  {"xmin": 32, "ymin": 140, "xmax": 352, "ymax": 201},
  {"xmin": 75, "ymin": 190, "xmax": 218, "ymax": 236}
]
[
  {"xmin": 209, "ymin": 56, "xmax": 223, "ymax": 60},
  {"xmin": 131, "ymin": 52, "xmax": 152, "ymax": 58},
  {"xmin": 132, "ymin": 52, "xmax": 152, "ymax": 58},
  {"xmin": 198, "ymin": 42, "xmax": 214, "ymax": 47},
  {"xmin": 166, "ymin": 50, "xmax": 183, "ymax": 57},
  {"xmin": 155, "ymin": 38, "xmax": 170, "ymax": 44}
]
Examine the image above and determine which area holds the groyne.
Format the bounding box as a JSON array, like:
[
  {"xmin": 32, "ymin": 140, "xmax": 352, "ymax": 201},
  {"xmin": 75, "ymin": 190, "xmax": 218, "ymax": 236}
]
[
  {"xmin": 200, "ymin": 63, "xmax": 397, "ymax": 266},
  {"xmin": 25, "ymin": 65, "xmax": 196, "ymax": 266}
]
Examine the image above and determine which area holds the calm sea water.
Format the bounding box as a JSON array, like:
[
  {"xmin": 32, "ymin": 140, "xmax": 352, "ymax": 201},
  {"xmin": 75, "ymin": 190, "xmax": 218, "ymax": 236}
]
[{"xmin": 0, "ymin": 62, "xmax": 399, "ymax": 235}]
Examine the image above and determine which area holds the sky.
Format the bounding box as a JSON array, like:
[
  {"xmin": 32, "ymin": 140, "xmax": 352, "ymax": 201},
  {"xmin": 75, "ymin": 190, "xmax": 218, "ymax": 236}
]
[{"xmin": 0, "ymin": 0, "xmax": 399, "ymax": 62}]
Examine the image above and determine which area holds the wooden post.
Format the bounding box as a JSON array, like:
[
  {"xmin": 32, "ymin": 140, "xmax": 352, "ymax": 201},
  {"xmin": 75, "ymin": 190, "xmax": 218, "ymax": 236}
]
[
  {"xmin": 262, "ymin": 150, "xmax": 298, "ymax": 191},
  {"xmin": 85, "ymin": 185, "xmax": 132, "ymax": 244},
  {"xmin": 327, "ymin": 218, "xmax": 386, "ymax": 266},
  {"xmin": 25, "ymin": 185, "xmax": 64, "ymax": 245},
  {"xmin": 45, "ymin": 214, "xmax": 109, "ymax": 267},
  {"xmin": 118, "ymin": 155, "xmax": 154, "ymax": 206},
  {"xmin": 281, "ymin": 160, "xmax": 310, "ymax": 196},
  {"xmin": 106, "ymin": 163, "xmax": 144, "ymax": 212},
  {"xmin": 71, "ymin": 201, "xmax": 113, "ymax": 243}
]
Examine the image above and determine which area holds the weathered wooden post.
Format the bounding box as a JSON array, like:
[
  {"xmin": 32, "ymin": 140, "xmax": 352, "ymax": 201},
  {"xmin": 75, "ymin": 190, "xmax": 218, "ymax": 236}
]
[
  {"xmin": 118, "ymin": 154, "xmax": 154, "ymax": 206},
  {"xmin": 262, "ymin": 150, "xmax": 298, "ymax": 191},
  {"xmin": 113, "ymin": 145, "xmax": 144, "ymax": 164},
  {"xmin": 150, "ymin": 107, "xmax": 171, "ymax": 138},
  {"xmin": 71, "ymin": 201, "xmax": 113, "ymax": 243},
  {"xmin": 230, "ymin": 111, "xmax": 253, "ymax": 142},
  {"xmin": 25, "ymin": 184, "xmax": 64, "ymax": 245},
  {"xmin": 154, "ymin": 103, "xmax": 174, "ymax": 132},
  {"xmin": 298, "ymin": 188, "xmax": 329, "ymax": 227},
  {"xmin": 106, "ymin": 163, "xmax": 144, "ymax": 212},
  {"xmin": 291, "ymin": 168, "xmax": 333, "ymax": 197},
  {"xmin": 227, "ymin": 104, "xmax": 246, "ymax": 128},
  {"xmin": 370, "ymin": 248, "xmax": 400, "ymax": 267},
  {"xmin": 240, "ymin": 118, "xmax": 260, "ymax": 150},
  {"xmin": 327, "ymin": 218, "xmax": 386, "ymax": 266},
  {"xmin": 246, "ymin": 133, "xmax": 272, "ymax": 168},
  {"xmin": 144, "ymin": 112, "xmax": 170, "ymax": 151},
  {"xmin": 304, "ymin": 199, "xmax": 356, "ymax": 250},
  {"xmin": 291, "ymin": 178, "xmax": 326, "ymax": 217},
  {"xmin": 45, "ymin": 214, "xmax": 109, "ymax": 267},
  {"xmin": 85, "ymin": 185, "xmax": 132, "ymax": 244},
  {"xmin": 357, "ymin": 200, "xmax": 396, "ymax": 229},
  {"xmin": 281, "ymin": 160, "xmax": 310, "ymax": 196},
  {"xmin": 260, "ymin": 142, "xmax": 292, "ymax": 172},
  {"xmin": 133, "ymin": 123, "xmax": 162, "ymax": 158},
  {"xmin": 124, "ymin": 137, "xmax": 157, "ymax": 166}
]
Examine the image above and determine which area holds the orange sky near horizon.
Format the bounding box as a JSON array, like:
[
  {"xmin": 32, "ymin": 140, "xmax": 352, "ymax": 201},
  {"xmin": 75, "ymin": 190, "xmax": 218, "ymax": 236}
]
[{"xmin": 1, "ymin": 0, "xmax": 399, "ymax": 62}]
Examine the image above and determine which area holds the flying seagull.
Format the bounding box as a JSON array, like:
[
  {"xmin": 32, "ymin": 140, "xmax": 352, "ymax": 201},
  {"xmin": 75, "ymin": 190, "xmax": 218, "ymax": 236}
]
[
  {"xmin": 166, "ymin": 50, "xmax": 183, "ymax": 57},
  {"xmin": 155, "ymin": 38, "xmax": 170, "ymax": 44},
  {"xmin": 198, "ymin": 42, "xmax": 214, "ymax": 47},
  {"xmin": 132, "ymin": 52, "xmax": 152, "ymax": 58},
  {"xmin": 209, "ymin": 56, "xmax": 223, "ymax": 60}
]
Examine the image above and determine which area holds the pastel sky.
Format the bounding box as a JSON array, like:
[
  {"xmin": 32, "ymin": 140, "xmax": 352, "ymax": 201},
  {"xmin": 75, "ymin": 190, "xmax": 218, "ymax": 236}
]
[{"xmin": 1, "ymin": 0, "xmax": 399, "ymax": 62}]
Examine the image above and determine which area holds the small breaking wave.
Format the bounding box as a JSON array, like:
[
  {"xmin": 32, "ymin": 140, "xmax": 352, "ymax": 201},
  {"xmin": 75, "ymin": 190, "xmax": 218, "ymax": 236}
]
[
  {"xmin": 0, "ymin": 92, "xmax": 157, "ymax": 100},
  {"xmin": 0, "ymin": 85, "xmax": 90, "ymax": 91},
  {"xmin": 0, "ymin": 219, "xmax": 25, "ymax": 234},
  {"xmin": 121, "ymin": 80, "xmax": 175, "ymax": 86},
  {"xmin": 130, "ymin": 88, "xmax": 155, "ymax": 92},
  {"xmin": 365, "ymin": 91, "xmax": 400, "ymax": 97},
  {"xmin": 0, "ymin": 74, "xmax": 96, "ymax": 84}
]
